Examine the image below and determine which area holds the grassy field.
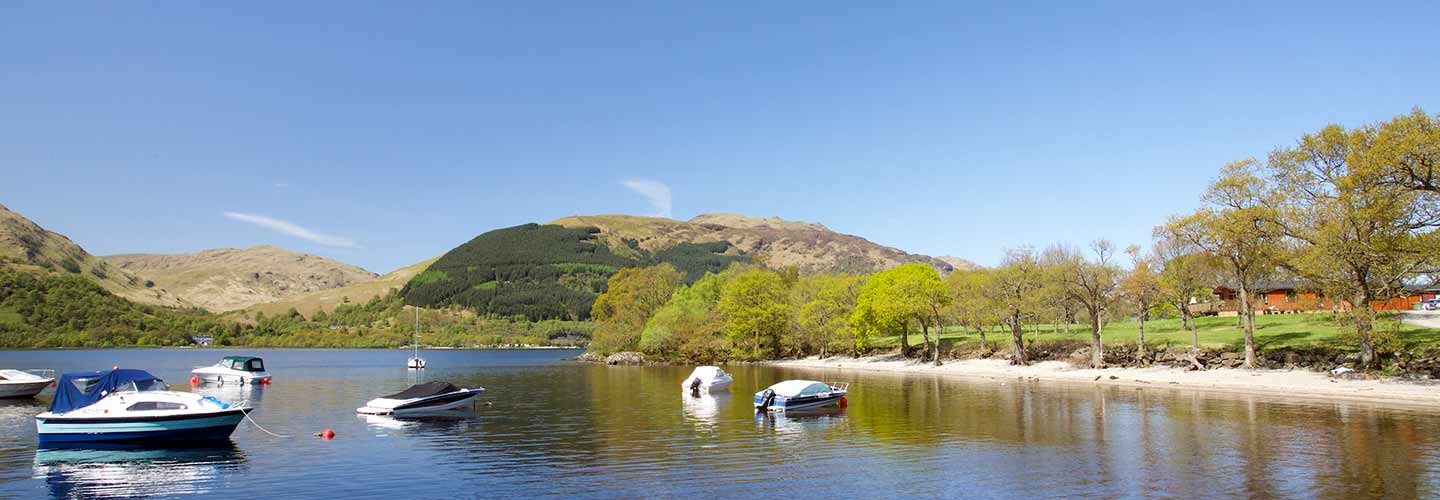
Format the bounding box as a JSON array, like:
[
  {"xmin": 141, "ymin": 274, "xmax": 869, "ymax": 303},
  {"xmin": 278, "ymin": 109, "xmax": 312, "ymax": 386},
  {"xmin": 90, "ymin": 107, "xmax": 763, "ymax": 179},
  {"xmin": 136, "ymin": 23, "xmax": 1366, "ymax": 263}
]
[{"xmin": 878, "ymin": 312, "xmax": 1440, "ymax": 352}]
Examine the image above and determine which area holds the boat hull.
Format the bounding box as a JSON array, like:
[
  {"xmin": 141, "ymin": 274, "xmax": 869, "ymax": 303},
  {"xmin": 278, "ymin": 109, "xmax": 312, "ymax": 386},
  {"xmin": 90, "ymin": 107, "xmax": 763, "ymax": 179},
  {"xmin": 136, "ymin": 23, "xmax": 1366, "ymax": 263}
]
[
  {"xmin": 0, "ymin": 380, "xmax": 52, "ymax": 399},
  {"xmin": 754, "ymin": 393, "xmax": 845, "ymax": 412},
  {"xmin": 357, "ymin": 389, "xmax": 481, "ymax": 415},
  {"xmin": 36, "ymin": 408, "xmax": 249, "ymax": 445}
]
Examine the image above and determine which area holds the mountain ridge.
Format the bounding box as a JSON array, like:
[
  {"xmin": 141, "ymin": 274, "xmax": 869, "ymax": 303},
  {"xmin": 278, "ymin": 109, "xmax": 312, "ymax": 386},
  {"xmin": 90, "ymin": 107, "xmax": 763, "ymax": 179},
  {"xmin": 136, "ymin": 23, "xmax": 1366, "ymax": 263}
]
[{"xmin": 104, "ymin": 245, "xmax": 378, "ymax": 312}]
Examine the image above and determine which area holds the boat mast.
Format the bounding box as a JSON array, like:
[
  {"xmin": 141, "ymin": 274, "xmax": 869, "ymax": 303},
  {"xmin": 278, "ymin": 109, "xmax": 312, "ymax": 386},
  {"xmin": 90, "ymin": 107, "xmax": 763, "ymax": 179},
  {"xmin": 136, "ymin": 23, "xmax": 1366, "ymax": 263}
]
[{"xmin": 413, "ymin": 306, "xmax": 419, "ymax": 360}]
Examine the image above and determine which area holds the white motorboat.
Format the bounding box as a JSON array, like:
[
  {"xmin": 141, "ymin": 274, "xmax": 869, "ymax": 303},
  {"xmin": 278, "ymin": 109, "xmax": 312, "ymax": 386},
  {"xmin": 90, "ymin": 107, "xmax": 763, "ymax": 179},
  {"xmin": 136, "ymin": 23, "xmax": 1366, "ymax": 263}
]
[
  {"xmin": 35, "ymin": 369, "xmax": 250, "ymax": 445},
  {"xmin": 0, "ymin": 369, "xmax": 55, "ymax": 398},
  {"xmin": 191, "ymin": 356, "xmax": 271, "ymax": 385},
  {"xmin": 753, "ymin": 380, "xmax": 849, "ymax": 412},
  {"xmin": 356, "ymin": 381, "xmax": 483, "ymax": 415},
  {"xmin": 681, "ymin": 366, "xmax": 733, "ymax": 392}
]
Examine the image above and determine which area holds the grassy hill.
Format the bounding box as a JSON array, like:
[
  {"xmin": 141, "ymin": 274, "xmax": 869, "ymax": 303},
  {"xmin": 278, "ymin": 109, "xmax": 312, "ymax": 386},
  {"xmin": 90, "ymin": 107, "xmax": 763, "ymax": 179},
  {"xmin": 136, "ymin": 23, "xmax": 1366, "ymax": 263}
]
[
  {"xmin": 105, "ymin": 245, "xmax": 377, "ymax": 312},
  {"xmin": 0, "ymin": 202, "xmax": 185, "ymax": 307},
  {"xmin": 240, "ymin": 256, "xmax": 437, "ymax": 319},
  {"xmin": 551, "ymin": 213, "xmax": 955, "ymax": 274},
  {"xmin": 402, "ymin": 223, "xmax": 747, "ymax": 321}
]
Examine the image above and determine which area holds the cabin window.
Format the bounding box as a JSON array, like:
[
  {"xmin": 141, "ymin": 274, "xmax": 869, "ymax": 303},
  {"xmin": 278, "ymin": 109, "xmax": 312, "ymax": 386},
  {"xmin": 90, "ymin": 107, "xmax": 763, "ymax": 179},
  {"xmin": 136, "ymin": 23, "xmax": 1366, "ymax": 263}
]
[
  {"xmin": 127, "ymin": 401, "xmax": 188, "ymax": 411},
  {"xmin": 248, "ymin": 360, "xmax": 264, "ymax": 371}
]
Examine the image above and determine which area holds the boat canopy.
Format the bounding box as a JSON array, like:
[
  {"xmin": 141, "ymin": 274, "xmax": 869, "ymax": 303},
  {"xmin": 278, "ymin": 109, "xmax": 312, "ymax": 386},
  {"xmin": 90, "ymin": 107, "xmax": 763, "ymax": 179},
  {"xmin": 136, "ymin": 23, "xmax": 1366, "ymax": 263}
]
[
  {"xmin": 686, "ymin": 366, "xmax": 726, "ymax": 381},
  {"xmin": 220, "ymin": 356, "xmax": 264, "ymax": 372},
  {"xmin": 50, "ymin": 369, "xmax": 163, "ymax": 414},
  {"xmin": 379, "ymin": 381, "xmax": 461, "ymax": 400},
  {"xmin": 765, "ymin": 380, "xmax": 833, "ymax": 397}
]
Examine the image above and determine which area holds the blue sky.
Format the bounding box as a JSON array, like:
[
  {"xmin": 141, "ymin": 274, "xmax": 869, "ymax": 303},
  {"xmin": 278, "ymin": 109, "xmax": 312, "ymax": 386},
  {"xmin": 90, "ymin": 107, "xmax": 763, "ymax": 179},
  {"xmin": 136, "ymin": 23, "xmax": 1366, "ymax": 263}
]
[{"xmin": 3, "ymin": 2, "xmax": 1437, "ymax": 273}]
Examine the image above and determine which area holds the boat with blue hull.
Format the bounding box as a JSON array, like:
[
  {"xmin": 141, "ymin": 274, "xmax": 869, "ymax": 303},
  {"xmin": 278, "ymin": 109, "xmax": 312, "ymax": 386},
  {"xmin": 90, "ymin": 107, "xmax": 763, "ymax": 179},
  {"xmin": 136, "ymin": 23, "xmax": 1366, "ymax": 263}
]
[
  {"xmin": 753, "ymin": 380, "xmax": 849, "ymax": 412},
  {"xmin": 35, "ymin": 369, "xmax": 250, "ymax": 445}
]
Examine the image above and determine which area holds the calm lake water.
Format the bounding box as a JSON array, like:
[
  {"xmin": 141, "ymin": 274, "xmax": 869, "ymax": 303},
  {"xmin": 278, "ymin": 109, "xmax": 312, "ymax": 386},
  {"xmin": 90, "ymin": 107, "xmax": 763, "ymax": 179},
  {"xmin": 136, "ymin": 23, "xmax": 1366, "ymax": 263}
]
[{"xmin": 1, "ymin": 349, "xmax": 1439, "ymax": 499}]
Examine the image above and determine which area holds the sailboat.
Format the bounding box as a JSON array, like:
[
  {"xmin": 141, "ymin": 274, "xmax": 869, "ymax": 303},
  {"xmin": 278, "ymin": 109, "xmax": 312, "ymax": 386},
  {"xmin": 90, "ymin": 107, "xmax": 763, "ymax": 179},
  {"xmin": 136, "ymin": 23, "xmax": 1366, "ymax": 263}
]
[{"xmin": 407, "ymin": 307, "xmax": 425, "ymax": 369}]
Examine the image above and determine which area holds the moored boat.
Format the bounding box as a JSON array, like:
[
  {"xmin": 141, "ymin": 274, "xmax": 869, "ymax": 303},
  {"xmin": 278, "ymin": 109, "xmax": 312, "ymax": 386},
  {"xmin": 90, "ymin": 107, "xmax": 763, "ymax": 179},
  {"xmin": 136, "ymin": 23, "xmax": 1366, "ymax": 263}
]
[
  {"xmin": 35, "ymin": 369, "xmax": 250, "ymax": 445},
  {"xmin": 191, "ymin": 356, "xmax": 271, "ymax": 385},
  {"xmin": 753, "ymin": 380, "xmax": 848, "ymax": 412},
  {"xmin": 356, "ymin": 381, "xmax": 482, "ymax": 415},
  {"xmin": 681, "ymin": 366, "xmax": 733, "ymax": 392},
  {"xmin": 0, "ymin": 369, "xmax": 55, "ymax": 398}
]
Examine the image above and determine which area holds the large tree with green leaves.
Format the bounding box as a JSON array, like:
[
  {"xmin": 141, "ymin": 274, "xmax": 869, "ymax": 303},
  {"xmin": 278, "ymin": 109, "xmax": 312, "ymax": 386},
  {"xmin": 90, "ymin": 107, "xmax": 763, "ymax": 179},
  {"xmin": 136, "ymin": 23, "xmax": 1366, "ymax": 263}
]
[
  {"xmin": 717, "ymin": 268, "xmax": 791, "ymax": 360},
  {"xmin": 1266, "ymin": 120, "xmax": 1440, "ymax": 368},
  {"xmin": 986, "ymin": 247, "xmax": 1044, "ymax": 365},
  {"xmin": 1120, "ymin": 245, "xmax": 1163, "ymax": 361},
  {"xmin": 790, "ymin": 273, "xmax": 866, "ymax": 358},
  {"xmin": 1152, "ymin": 234, "xmax": 1218, "ymax": 351},
  {"xmin": 944, "ymin": 268, "xmax": 999, "ymax": 353},
  {"xmin": 1162, "ymin": 160, "xmax": 1279, "ymax": 368},
  {"xmin": 1050, "ymin": 240, "xmax": 1121, "ymax": 368},
  {"xmin": 850, "ymin": 264, "xmax": 949, "ymax": 364},
  {"xmin": 589, "ymin": 264, "xmax": 684, "ymax": 355}
]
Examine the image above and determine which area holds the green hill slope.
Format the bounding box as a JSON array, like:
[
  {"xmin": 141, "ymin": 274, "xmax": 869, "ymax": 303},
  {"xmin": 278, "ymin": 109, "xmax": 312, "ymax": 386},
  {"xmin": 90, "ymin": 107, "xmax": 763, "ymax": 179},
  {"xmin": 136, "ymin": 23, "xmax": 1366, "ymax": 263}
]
[{"xmin": 401, "ymin": 223, "xmax": 746, "ymax": 320}]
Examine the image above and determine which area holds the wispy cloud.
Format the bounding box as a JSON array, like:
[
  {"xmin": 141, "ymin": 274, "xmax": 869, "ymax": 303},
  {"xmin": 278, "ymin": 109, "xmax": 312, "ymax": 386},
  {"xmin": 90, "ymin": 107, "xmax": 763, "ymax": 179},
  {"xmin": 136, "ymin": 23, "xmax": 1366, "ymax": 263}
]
[
  {"xmin": 222, "ymin": 212, "xmax": 358, "ymax": 248},
  {"xmin": 622, "ymin": 179, "xmax": 672, "ymax": 218}
]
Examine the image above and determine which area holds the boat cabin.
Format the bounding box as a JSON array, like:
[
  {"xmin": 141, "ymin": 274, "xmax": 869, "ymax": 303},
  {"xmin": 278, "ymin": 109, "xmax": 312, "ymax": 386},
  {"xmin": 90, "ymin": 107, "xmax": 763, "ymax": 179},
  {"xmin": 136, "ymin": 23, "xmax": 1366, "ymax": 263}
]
[{"xmin": 220, "ymin": 356, "xmax": 266, "ymax": 373}]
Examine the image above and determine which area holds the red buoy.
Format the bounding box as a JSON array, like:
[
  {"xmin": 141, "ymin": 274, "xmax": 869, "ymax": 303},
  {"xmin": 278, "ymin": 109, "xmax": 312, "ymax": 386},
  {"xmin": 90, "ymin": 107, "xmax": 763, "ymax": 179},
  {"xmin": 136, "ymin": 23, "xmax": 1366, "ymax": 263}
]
[
  {"xmin": 261, "ymin": 377, "xmax": 271, "ymax": 385},
  {"xmin": 839, "ymin": 396, "xmax": 849, "ymax": 408},
  {"xmin": 320, "ymin": 429, "xmax": 335, "ymax": 440},
  {"xmin": 190, "ymin": 376, "xmax": 200, "ymax": 386}
]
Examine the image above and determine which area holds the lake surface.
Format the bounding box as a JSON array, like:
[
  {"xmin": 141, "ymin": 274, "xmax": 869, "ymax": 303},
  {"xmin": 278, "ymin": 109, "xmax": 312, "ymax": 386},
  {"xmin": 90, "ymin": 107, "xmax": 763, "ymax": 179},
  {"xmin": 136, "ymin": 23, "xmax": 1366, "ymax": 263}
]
[{"xmin": 1, "ymin": 349, "xmax": 1439, "ymax": 499}]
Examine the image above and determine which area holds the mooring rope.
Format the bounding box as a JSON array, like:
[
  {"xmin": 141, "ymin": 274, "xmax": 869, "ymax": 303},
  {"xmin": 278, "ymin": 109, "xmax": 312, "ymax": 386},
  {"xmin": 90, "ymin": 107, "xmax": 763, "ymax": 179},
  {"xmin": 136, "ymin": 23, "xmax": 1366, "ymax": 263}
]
[{"xmin": 241, "ymin": 406, "xmax": 291, "ymax": 438}]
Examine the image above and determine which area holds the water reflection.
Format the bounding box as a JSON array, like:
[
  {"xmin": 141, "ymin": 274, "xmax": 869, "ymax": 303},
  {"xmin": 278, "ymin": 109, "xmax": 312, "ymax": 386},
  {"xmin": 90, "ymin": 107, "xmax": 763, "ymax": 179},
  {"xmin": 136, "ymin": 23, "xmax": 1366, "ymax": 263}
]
[
  {"xmin": 681, "ymin": 392, "xmax": 724, "ymax": 431},
  {"xmin": 360, "ymin": 410, "xmax": 477, "ymax": 436},
  {"xmin": 191, "ymin": 381, "xmax": 265, "ymax": 405},
  {"xmin": 754, "ymin": 407, "xmax": 848, "ymax": 438},
  {"xmin": 33, "ymin": 444, "xmax": 246, "ymax": 499}
]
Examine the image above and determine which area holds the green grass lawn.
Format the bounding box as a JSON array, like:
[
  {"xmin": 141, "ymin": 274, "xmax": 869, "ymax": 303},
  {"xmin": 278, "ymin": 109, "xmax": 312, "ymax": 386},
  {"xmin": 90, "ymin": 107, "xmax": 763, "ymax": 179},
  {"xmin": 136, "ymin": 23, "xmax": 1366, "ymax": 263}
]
[{"xmin": 877, "ymin": 312, "xmax": 1440, "ymax": 352}]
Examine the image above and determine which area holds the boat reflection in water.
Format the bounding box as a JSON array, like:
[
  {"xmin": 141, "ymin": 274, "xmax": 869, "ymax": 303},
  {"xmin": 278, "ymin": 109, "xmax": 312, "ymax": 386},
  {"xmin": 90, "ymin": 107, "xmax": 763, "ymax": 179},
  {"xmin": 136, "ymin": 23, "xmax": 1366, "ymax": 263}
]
[
  {"xmin": 33, "ymin": 443, "xmax": 246, "ymax": 499},
  {"xmin": 359, "ymin": 409, "xmax": 477, "ymax": 436},
  {"xmin": 754, "ymin": 406, "xmax": 848, "ymax": 439},
  {"xmin": 191, "ymin": 380, "xmax": 265, "ymax": 405},
  {"xmin": 681, "ymin": 392, "xmax": 725, "ymax": 431}
]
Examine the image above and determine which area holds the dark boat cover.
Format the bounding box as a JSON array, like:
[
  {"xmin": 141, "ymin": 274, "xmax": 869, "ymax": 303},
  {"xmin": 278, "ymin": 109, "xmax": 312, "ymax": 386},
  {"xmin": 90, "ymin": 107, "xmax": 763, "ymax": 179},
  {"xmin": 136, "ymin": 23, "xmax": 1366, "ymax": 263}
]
[
  {"xmin": 381, "ymin": 381, "xmax": 461, "ymax": 400},
  {"xmin": 50, "ymin": 369, "xmax": 163, "ymax": 414}
]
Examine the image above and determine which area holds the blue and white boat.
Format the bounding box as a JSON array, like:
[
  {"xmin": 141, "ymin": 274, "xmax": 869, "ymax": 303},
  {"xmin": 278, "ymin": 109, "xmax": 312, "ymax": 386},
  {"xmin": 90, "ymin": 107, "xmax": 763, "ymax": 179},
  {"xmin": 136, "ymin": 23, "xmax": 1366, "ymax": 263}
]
[
  {"xmin": 35, "ymin": 369, "xmax": 250, "ymax": 445},
  {"xmin": 753, "ymin": 380, "xmax": 849, "ymax": 412}
]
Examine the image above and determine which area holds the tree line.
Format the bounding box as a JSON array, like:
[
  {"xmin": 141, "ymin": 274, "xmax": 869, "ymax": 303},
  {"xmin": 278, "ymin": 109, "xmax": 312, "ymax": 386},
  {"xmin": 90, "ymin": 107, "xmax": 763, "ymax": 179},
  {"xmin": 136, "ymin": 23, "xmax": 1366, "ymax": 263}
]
[{"xmin": 588, "ymin": 109, "xmax": 1440, "ymax": 370}]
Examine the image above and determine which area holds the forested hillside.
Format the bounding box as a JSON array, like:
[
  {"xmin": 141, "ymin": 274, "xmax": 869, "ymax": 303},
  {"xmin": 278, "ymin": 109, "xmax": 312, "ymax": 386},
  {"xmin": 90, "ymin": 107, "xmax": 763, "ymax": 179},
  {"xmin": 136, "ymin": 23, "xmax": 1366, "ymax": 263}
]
[
  {"xmin": 402, "ymin": 223, "xmax": 747, "ymax": 320},
  {"xmin": 0, "ymin": 265, "xmax": 228, "ymax": 347}
]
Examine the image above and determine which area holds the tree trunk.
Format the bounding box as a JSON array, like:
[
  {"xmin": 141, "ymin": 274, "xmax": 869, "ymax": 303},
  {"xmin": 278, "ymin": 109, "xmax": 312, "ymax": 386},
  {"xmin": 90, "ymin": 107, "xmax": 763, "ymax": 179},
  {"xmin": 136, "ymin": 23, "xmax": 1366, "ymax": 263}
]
[
  {"xmin": 1010, "ymin": 314, "xmax": 1027, "ymax": 365},
  {"xmin": 1063, "ymin": 315, "xmax": 1071, "ymax": 334},
  {"xmin": 1354, "ymin": 291, "xmax": 1376, "ymax": 370},
  {"xmin": 976, "ymin": 326, "xmax": 987, "ymax": 353},
  {"xmin": 1136, "ymin": 309, "xmax": 1147, "ymax": 362},
  {"xmin": 1181, "ymin": 301, "xmax": 1198, "ymax": 350},
  {"xmin": 901, "ymin": 323, "xmax": 911, "ymax": 358},
  {"xmin": 919, "ymin": 320, "xmax": 933, "ymax": 362},
  {"xmin": 1089, "ymin": 306, "xmax": 1103, "ymax": 368},
  {"xmin": 1239, "ymin": 283, "xmax": 1256, "ymax": 368}
]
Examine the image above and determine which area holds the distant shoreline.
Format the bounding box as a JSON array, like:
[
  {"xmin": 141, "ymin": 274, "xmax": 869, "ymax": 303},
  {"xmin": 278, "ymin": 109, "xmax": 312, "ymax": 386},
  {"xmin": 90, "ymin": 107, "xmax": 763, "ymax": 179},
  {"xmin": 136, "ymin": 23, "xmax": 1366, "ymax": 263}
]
[
  {"xmin": 0, "ymin": 346, "xmax": 585, "ymax": 351},
  {"xmin": 770, "ymin": 355, "xmax": 1440, "ymax": 410}
]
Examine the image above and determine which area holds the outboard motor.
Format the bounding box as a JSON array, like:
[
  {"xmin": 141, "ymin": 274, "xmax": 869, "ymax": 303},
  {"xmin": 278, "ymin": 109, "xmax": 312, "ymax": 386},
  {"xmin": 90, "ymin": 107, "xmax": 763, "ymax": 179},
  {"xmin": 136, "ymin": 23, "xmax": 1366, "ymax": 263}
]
[
  {"xmin": 756, "ymin": 388, "xmax": 776, "ymax": 411},
  {"xmin": 689, "ymin": 377, "xmax": 702, "ymax": 392}
]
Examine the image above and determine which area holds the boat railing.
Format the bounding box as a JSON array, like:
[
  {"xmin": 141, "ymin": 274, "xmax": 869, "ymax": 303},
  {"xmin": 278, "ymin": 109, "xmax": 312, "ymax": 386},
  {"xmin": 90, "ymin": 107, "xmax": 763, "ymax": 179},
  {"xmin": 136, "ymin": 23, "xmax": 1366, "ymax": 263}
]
[{"xmin": 828, "ymin": 382, "xmax": 850, "ymax": 392}]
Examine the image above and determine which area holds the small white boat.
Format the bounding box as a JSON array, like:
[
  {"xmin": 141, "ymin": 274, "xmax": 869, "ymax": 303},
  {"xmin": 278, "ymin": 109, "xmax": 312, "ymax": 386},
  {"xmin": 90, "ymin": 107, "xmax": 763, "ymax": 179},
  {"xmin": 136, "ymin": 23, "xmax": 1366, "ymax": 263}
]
[
  {"xmin": 191, "ymin": 356, "xmax": 271, "ymax": 385},
  {"xmin": 681, "ymin": 366, "xmax": 733, "ymax": 392},
  {"xmin": 35, "ymin": 369, "xmax": 249, "ymax": 445},
  {"xmin": 754, "ymin": 380, "xmax": 848, "ymax": 412},
  {"xmin": 407, "ymin": 357, "xmax": 426, "ymax": 370},
  {"xmin": 356, "ymin": 381, "xmax": 482, "ymax": 416},
  {"xmin": 0, "ymin": 369, "xmax": 55, "ymax": 398}
]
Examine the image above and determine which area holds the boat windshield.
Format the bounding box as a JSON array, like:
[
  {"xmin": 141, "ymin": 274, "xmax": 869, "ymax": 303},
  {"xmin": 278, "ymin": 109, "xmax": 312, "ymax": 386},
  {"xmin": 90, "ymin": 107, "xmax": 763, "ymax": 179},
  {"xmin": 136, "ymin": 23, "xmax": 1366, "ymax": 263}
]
[{"xmin": 114, "ymin": 379, "xmax": 168, "ymax": 393}]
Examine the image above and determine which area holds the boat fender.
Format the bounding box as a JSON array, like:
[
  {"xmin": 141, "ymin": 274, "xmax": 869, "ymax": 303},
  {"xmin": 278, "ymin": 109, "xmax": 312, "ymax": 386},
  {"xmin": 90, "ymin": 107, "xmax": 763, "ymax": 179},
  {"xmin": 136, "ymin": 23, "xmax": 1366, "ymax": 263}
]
[
  {"xmin": 190, "ymin": 376, "xmax": 200, "ymax": 386},
  {"xmin": 262, "ymin": 377, "xmax": 271, "ymax": 385},
  {"xmin": 201, "ymin": 395, "xmax": 230, "ymax": 409},
  {"xmin": 840, "ymin": 396, "xmax": 848, "ymax": 408}
]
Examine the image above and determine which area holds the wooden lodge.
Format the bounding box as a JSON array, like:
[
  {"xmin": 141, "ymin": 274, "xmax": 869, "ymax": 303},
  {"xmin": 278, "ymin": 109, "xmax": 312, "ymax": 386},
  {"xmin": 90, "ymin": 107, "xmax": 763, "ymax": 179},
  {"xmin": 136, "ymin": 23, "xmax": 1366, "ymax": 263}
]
[{"xmin": 1188, "ymin": 281, "xmax": 1440, "ymax": 316}]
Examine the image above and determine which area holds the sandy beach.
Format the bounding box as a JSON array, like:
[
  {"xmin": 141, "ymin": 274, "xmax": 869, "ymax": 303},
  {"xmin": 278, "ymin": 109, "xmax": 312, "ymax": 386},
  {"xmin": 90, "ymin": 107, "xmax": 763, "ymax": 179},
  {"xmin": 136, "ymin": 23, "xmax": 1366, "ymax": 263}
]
[{"xmin": 772, "ymin": 355, "xmax": 1440, "ymax": 408}]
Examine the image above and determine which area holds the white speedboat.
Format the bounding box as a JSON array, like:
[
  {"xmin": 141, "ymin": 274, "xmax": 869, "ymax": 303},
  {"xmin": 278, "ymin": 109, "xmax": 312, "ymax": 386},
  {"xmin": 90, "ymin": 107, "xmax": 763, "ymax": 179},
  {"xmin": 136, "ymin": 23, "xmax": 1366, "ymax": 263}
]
[
  {"xmin": 191, "ymin": 356, "xmax": 271, "ymax": 385},
  {"xmin": 35, "ymin": 369, "xmax": 250, "ymax": 445},
  {"xmin": 753, "ymin": 380, "xmax": 848, "ymax": 412},
  {"xmin": 681, "ymin": 366, "xmax": 733, "ymax": 392},
  {"xmin": 356, "ymin": 381, "xmax": 483, "ymax": 415},
  {"xmin": 0, "ymin": 369, "xmax": 55, "ymax": 398}
]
